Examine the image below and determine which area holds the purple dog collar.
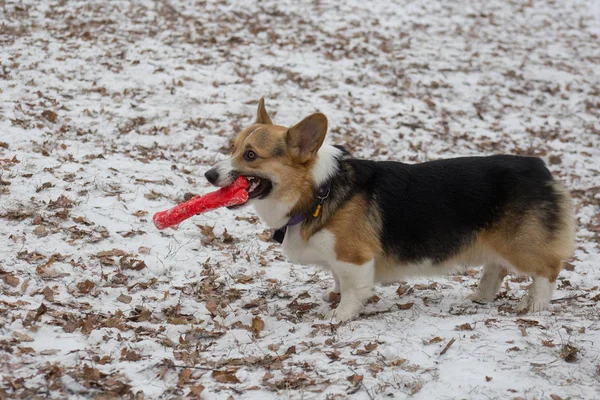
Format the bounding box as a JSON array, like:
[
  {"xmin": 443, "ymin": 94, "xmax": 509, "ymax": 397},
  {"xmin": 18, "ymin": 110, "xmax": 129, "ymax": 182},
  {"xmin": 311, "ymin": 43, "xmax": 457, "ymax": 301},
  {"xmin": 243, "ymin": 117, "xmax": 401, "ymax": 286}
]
[{"xmin": 272, "ymin": 182, "xmax": 331, "ymax": 244}]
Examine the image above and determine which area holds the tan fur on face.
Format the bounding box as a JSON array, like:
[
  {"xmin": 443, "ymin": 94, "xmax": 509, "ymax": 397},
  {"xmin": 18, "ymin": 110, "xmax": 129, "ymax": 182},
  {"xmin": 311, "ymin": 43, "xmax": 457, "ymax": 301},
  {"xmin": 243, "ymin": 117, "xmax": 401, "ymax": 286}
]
[
  {"xmin": 229, "ymin": 124, "xmax": 311, "ymax": 206},
  {"xmin": 227, "ymin": 101, "xmax": 327, "ymax": 214}
]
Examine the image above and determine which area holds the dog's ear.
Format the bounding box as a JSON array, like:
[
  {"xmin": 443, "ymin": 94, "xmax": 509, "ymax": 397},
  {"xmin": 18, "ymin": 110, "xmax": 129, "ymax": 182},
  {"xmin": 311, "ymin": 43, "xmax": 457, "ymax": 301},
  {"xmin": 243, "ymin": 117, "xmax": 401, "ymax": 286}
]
[
  {"xmin": 255, "ymin": 98, "xmax": 273, "ymax": 125},
  {"xmin": 286, "ymin": 113, "xmax": 328, "ymax": 162}
]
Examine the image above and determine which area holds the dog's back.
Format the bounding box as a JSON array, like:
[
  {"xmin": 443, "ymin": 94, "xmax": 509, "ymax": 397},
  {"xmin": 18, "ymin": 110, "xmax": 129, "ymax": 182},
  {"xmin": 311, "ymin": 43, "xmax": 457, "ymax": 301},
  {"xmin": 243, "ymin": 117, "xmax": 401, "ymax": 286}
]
[{"xmin": 347, "ymin": 155, "xmax": 574, "ymax": 265}]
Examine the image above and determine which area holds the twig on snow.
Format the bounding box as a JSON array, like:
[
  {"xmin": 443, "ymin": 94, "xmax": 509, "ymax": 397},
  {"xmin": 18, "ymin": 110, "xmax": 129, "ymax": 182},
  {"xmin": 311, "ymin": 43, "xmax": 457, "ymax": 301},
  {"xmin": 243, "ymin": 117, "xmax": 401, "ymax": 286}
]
[
  {"xmin": 158, "ymin": 362, "xmax": 212, "ymax": 371},
  {"xmin": 439, "ymin": 338, "xmax": 456, "ymax": 356},
  {"xmin": 550, "ymin": 293, "xmax": 588, "ymax": 303}
]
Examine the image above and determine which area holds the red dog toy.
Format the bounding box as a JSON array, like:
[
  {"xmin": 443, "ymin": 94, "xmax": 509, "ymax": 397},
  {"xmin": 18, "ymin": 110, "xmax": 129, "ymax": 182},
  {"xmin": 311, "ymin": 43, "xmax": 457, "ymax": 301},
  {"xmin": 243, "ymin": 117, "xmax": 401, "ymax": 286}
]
[{"xmin": 153, "ymin": 176, "xmax": 248, "ymax": 230}]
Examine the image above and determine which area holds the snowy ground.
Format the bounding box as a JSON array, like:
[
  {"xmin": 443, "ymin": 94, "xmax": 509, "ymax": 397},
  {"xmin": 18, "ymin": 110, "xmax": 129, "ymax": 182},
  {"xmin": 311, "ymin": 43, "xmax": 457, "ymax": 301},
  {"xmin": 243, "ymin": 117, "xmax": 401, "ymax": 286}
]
[{"xmin": 1, "ymin": 0, "xmax": 600, "ymax": 398}]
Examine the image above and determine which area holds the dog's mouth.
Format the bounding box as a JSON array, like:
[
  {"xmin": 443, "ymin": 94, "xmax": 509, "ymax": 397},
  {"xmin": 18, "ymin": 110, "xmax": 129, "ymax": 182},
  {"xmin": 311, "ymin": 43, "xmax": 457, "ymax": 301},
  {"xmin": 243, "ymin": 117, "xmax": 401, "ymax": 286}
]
[
  {"xmin": 227, "ymin": 175, "xmax": 272, "ymax": 209},
  {"xmin": 245, "ymin": 175, "xmax": 273, "ymax": 200}
]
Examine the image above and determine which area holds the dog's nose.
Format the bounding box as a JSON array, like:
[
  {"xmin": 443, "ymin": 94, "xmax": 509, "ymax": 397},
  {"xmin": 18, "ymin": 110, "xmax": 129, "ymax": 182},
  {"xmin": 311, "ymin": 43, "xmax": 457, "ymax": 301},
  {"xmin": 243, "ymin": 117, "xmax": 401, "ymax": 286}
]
[{"xmin": 204, "ymin": 168, "xmax": 219, "ymax": 184}]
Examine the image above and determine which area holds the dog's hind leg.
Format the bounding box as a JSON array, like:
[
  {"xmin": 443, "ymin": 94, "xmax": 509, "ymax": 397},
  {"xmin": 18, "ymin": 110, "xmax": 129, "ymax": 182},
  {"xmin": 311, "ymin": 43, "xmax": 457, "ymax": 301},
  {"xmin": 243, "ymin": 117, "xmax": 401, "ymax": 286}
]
[
  {"xmin": 516, "ymin": 260, "xmax": 561, "ymax": 312},
  {"xmin": 468, "ymin": 263, "xmax": 508, "ymax": 303}
]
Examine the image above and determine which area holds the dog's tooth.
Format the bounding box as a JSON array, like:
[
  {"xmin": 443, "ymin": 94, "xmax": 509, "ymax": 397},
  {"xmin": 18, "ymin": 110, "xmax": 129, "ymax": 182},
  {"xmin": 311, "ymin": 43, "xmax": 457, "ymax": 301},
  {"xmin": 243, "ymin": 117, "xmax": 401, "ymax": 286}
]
[{"xmin": 248, "ymin": 180, "xmax": 259, "ymax": 193}]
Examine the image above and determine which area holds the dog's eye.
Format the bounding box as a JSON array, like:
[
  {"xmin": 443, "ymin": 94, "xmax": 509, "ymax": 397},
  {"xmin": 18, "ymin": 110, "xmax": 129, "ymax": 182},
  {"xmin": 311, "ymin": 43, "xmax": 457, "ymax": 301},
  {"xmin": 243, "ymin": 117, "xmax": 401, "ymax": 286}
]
[{"xmin": 244, "ymin": 150, "xmax": 257, "ymax": 161}]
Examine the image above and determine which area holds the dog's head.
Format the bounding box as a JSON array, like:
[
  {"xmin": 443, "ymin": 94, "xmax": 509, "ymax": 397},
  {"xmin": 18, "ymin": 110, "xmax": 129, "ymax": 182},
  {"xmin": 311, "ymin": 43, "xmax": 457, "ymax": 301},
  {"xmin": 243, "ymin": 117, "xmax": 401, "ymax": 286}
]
[{"xmin": 204, "ymin": 99, "xmax": 330, "ymax": 225}]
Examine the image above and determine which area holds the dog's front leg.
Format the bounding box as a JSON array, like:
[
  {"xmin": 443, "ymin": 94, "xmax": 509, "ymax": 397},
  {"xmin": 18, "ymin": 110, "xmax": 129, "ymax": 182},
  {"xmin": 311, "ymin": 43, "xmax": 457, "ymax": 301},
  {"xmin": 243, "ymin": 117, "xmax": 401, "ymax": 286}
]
[
  {"xmin": 324, "ymin": 259, "xmax": 375, "ymax": 322},
  {"xmin": 322, "ymin": 269, "xmax": 341, "ymax": 301}
]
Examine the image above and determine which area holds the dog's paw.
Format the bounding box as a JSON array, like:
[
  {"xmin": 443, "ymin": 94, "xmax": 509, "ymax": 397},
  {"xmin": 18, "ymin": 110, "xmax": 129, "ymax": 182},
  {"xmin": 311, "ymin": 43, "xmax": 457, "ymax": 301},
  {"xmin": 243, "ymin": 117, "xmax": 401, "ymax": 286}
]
[
  {"xmin": 322, "ymin": 290, "xmax": 341, "ymax": 302},
  {"xmin": 516, "ymin": 296, "xmax": 549, "ymax": 313},
  {"xmin": 324, "ymin": 302, "xmax": 361, "ymax": 322},
  {"xmin": 466, "ymin": 290, "xmax": 495, "ymax": 303}
]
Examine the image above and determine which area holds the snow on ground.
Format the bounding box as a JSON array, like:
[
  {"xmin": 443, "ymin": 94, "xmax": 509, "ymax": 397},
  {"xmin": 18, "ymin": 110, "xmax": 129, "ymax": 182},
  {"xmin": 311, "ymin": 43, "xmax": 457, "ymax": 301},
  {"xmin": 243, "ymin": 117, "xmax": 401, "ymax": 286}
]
[{"xmin": 1, "ymin": 0, "xmax": 599, "ymax": 398}]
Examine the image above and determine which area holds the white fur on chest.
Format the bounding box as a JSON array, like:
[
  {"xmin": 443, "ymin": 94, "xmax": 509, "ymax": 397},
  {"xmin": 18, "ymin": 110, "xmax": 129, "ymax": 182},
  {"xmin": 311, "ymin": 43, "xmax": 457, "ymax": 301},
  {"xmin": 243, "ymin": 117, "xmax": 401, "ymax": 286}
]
[
  {"xmin": 252, "ymin": 198, "xmax": 295, "ymax": 229},
  {"xmin": 281, "ymin": 226, "xmax": 335, "ymax": 267}
]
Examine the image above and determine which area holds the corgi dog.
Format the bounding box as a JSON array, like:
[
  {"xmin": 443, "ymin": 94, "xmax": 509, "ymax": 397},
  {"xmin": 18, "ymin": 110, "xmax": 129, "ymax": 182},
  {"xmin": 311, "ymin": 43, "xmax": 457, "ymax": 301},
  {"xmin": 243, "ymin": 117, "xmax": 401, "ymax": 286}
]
[{"xmin": 205, "ymin": 99, "xmax": 576, "ymax": 322}]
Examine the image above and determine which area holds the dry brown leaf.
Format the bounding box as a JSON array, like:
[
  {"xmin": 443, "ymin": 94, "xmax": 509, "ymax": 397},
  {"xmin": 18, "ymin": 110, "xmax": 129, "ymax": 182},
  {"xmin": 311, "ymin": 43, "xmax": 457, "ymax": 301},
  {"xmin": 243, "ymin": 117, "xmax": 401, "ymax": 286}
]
[
  {"xmin": 18, "ymin": 346, "xmax": 35, "ymax": 355},
  {"xmin": 168, "ymin": 317, "xmax": 188, "ymax": 325},
  {"xmin": 121, "ymin": 348, "xmax": 142, "ymax": 362},
  {"xmin": 2, "ymin": 273, "xmax": 19, "ymax": 287},
  {"xmin": 396, "ymin": 284, "xmax": 410, "ymax": 296},
  {"xmin": 20, "ymin": 278, "xmax": 29, "ymax": 294},
  {"xmin": 82, "ymin": 364, "xmax": 101, "ymax": 382},
  {"xmin": 258, "ymin": 230, "xmax": 272, "ymax": 242},
  {"xmin": 222, "ymin": 228, "xmax": 234, "ymax": 243},
  {"xmin": 48, "ymin": 195, "xmax": 72, "ymax": 209},
  {"xmin": 33, "ymin": 225, "xmax": 48, "ymax": 237},
  {"xmin": 138, "ymin": 246, "xmax": 151, "ymax": 254},
  {"xmin": 98, "ymin": 356, "xmax": 112, "ymax": 364},
  {"xmin": 367, "ymin": 295, "xmax": 380, "ymax": 304},
  {"xmin": 15, "ymin": 332, "xmax": 34, "ymax": 342},
  {"xmin": 120, "ymin": 257, "xmax": 146, "ymax": 271},
  {"xmin": 327, "ymin": 292, "xmax": 341, "ymax": 302},
  {"xmin": 34, "ymin": 303, "xmax": 47, "ymax": 322},
  {"xmin": 236, "ymin": 275, "xmax": 254, "ymax": 284},
  {"xmin": 117, "ymin": 294, "xmax": 132, "ymax": 304},
  {"xmin": 562, "ymin": 262, "xmax": 575, "ymax": 271},
  {"xmin": 267, "ymin": 343, "xmax": 281, "ymax": 352},
  {"xmin": 43, "ymin": 286, "xmax": 55, "ymax": 302},
  {"xmin": 189, "ymin": 384, "xmax": 205, "ymax": 396},
  {"xmin": 251, "ymin": 316, "xmax": 265, "ymax": 338},
  {"xmin": 390, "ymin": 358, "xmax": 407, "ymax": 366},
  {"xmin": 80, "ymin": 316, "xmax": 94, "ymax": 335},
  {"xmin": 369, "ymin": 364, "xmax": 384, "ymax": 376},
  {"xmin": 365, "ymin": 342, "xmax": 378, "ymax": 352},
  {"xmin": 346, "ymin": 374, "xmax": 363, "ymax": 385},
  {"xmin": 128, "ymin": 306, "xmax": 152, "ymax": 322},
  {"xmin": 287, "ymin": 299, "xmax": 317, "ymax": 314},
  {"xmin": 178, "ymin": 368, "xmax": 193, "ymax": 387},
  {"xmin": 77, "ymin": 280, "xmax": 95, "ymax": 294},
  {"xmin": 455, "ymin": 323, "xmax": 473, "ymax": 331},
  {"xmin": 211, "ymin": 370, "xmax": 240, "ymax": 384},
  {"xmin": 262, "ymin": 372, "xmax": 273, "ymax": 382},
  {"xmin": 560, "ymin": 344, "xmax": 579, "ymax": 363},
  {"xmin": 42, "ymin": 110, "xmax": 57, "ymax": 123},
  {"xmin": 243, "ymin": 298, "xmax": 266, "ymax": 309},
  {"xmin": 397, "ymin": 302, "xmax": 414, "ymax": 310},
  {"xmin": 516, "ymin": 319, "xmax": 539, "ymax": 327},
  {"xmin": 326, "ymin": 350, "xmax": 341, "ymax": 361},
  {"xmin": 72, "ymin": 215, "xmax": 93, "ymax": 225},
  {"xmin": 206, "ymin": 300, "xmax": 218, "ymax": 316},
  {"xmin": 414, "ymin": 282, "xmax": 438, "ymax": 290}
]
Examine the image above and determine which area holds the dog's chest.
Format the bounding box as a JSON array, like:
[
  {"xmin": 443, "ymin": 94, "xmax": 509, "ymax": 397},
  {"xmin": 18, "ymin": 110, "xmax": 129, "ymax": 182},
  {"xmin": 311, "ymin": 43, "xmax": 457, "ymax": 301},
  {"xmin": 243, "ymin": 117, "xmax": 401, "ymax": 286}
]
[{"xmin": 281, "ymin": 226, "xmax": 332, "ymax": 266}]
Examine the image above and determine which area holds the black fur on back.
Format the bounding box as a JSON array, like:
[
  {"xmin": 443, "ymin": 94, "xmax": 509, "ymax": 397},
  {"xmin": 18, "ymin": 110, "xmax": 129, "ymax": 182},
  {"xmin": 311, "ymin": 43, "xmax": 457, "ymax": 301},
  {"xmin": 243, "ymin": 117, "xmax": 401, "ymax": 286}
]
[{"xmin": 321, "ymin": 155, "xmax": 561, "ymax": 264}]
